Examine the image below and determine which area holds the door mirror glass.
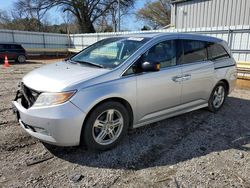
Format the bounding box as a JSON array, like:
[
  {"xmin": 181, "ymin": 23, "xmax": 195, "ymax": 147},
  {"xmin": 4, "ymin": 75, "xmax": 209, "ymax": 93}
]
[{"xmin": 141, "ymin": 61, "xmax": 160, "ymax": 72}]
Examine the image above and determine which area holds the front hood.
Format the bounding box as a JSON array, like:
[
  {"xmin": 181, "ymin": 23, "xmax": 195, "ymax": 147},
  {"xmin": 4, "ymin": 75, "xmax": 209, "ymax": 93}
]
[{"xmin": 23, "ymin": 61, "xmax": 109, "ymax": 92}]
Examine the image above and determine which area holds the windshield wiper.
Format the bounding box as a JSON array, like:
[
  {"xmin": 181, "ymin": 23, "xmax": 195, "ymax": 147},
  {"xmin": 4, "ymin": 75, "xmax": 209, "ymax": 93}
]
[{"xmin": 73, "ymin": 60, "xmax": 104, "ymax": 68}]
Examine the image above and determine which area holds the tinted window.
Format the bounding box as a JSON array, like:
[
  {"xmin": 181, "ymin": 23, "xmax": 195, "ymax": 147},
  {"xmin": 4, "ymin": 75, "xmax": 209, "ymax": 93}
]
[
  {"xmin": 144, "ymin": 40, "xmax": 176, "ymax": 68},
  {"xmin": 11, "ymin": 45, "xmax": 23, "ymax": 49},
  {"xmin": 4, "ymin": 44, "xmax": 10, "ymax": 49},
  {"xmin": 124, "ymin": 40, "xmax": 177, "ymax": 75},
  {"xmin": 0, "ymin": 44, "xmax": 9, "ymax": 50},
  {"xmin": 207, "ymin": 42, "xmax": 230, "ymax": 60},
  {"xmin": 182, "ymin": 40, "xmax": 207, "ymax": 64}
]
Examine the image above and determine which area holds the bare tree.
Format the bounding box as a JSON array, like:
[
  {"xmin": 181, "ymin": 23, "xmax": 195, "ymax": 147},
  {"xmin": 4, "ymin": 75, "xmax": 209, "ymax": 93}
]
[
  {"xmin": 95, "ymin": 14, "xmax": 109, "ymax": 32},
  {"xmin": 108, "ymin": 0, "xmax": 135, "ymax": 32},
  {"xmin": 0, "ymin": 10, "xmax": 11, "ymax": 24},
  {"xmin": 136, "ymin": 0, "xmax": 171, "ymax": 29},
  {"xmin": 13, "ymin": 0, "xmax": 52, "ymax": 31},
  {"xmin": 45, "ymin": 0, "xmax": 135, "ymax": 33},
  {"xmin": 2, "ymin": 0, "xmax": 136, "ymax": 33}
]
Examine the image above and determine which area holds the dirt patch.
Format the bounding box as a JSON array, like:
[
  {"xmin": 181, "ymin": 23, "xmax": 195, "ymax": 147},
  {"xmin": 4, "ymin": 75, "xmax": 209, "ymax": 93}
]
[
  {"xmin": 236, "ymin": 79, "xmax": 250, "ymax": 89},
  {"xmin": 0, "ymin": 61, "xmax": 250, "ymax": 187}
]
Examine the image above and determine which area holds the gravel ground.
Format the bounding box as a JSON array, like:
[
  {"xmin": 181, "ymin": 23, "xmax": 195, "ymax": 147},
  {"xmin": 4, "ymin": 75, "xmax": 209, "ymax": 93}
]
[{"xmin": 0, "ymin": 60, "xmax": 250, "ymax": 187}]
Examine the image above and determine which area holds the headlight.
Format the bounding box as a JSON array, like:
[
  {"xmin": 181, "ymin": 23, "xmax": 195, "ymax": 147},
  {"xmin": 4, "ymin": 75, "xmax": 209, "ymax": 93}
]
[{"xmin": 33, "ymin": 90, "xmax": 76, "ymax": 107}]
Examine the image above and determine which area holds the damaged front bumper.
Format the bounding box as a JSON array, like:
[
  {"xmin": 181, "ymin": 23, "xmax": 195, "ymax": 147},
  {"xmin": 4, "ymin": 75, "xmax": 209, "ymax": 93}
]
[{"xmin": 12, "ymin": 84, "xmax": 86, "ymax": 146}]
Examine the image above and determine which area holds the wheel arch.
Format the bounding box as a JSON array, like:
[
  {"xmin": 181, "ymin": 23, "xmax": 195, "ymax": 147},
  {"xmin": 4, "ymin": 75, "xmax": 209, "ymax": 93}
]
[
  {"xmin": 80, "ymin": 97, "xmax": 134, "ymax": 145},
  {"xmin": 218, "ymin": 79, "xmax": 230, "ymax": 95}
]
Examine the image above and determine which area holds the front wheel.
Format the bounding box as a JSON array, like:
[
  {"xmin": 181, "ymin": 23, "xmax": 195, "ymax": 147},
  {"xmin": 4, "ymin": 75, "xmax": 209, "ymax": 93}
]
[
  {"xmin": 82, "ymin": 101, "xmax": 129, "ymax": 150},
  {"xmin": 16, "ymin": 55, "xmax": 26, "ymax": 63},
  {"xmin": 208, "ymin": 82, "xmax": 227, "ymax": 112}
]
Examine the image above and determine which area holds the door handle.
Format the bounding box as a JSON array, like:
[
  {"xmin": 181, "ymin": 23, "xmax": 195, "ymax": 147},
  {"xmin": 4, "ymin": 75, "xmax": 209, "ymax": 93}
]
[
  {"xmin": 172, "ymin": 76, "xmax": 182, "ymax": 82},
  {"xmin": 182, "ymin": 74, "xmax": 191, "ymax": 81}
]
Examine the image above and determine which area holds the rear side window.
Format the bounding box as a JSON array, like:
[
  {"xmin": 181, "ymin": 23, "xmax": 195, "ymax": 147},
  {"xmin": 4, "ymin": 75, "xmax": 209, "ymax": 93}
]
[
  {"xmin": 0, "ymin": 44, "xmax": 10, "ymax": 50},
  {"xmin": 5, "ymin": 44, "xmax": 11, "ymax": 49},
  {"xmin": 207, "ymin": 43, "xmax": 230, "ymax": 60},
  {"xmin": 182, "ymin": 40, "xmax": 208, "ymax": 64}
]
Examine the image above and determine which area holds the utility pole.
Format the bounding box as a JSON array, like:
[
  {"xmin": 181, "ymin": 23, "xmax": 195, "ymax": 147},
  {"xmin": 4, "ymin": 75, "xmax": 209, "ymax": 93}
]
[{"xmin": 118, "ymin": 0, "xmax": 121, "ymax": 32}]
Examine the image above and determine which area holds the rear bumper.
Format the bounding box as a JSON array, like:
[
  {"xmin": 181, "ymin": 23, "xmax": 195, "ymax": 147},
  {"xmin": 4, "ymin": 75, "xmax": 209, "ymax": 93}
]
[{"xmin": 12, "ymin": 101, "xmax": 86, "ymax": 146}]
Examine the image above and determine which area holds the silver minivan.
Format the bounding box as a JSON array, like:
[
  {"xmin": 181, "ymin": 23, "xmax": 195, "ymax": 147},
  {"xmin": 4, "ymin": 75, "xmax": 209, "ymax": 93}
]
[{"xmin": 12, "ymin": 33, "xmax": 237, "ymax": 150}]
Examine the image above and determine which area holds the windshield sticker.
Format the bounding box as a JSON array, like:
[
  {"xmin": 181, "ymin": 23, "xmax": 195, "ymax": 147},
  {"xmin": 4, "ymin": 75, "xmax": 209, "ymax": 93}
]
[{"xmin": 127, "ymin": 37, "xmax": 144, "ymax": 41}]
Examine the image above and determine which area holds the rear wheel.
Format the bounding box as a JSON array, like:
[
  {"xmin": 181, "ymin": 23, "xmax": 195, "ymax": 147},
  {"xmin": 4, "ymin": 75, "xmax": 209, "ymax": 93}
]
[
  {"xmin": 208, "ymin": 82, "xmax": 227, "ymax": 112},
  {"xmin": 82, "ymin": 101, "xmax": 129, "ymax": 150},
  {"xmin": 17, "ymin": 55, "xmax": 26, "ymax": 63}
]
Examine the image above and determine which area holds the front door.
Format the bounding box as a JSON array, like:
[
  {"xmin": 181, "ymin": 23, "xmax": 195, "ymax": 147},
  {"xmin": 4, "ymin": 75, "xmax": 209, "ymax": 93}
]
[{"xmin": 135, "ymin": 40, "xmax": 182, "ymax": 123}]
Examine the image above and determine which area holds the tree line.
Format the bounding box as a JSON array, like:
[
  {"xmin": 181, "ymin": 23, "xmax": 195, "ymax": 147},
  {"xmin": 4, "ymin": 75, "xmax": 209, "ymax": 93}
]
[{"xmin": 0, "ymin": 0, "xmax": 171, "ymax": 34}]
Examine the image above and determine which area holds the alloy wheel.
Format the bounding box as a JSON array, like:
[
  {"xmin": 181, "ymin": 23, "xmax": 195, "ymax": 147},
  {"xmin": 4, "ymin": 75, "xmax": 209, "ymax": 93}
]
[
  {"xmin": 92, "ymin": 109, "xmax": 124, "ymax": 145},
  {"xmin": 18, "ymin": 55, "xmax": 26, "ymax": 63},
  {"xmin": 213, "ymin": 85, "xmax": 225, "ymax": 109}
]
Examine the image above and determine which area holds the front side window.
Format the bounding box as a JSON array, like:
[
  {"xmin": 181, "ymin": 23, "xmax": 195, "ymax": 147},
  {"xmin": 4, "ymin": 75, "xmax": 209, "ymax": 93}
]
[
  {"xmin": 11, "ymin": 45, "xmax": 22, "ymax": 49},
  {"xmin": 71, "ymin": 37, "xmax": 150, "ymax": 69},
  {"xmin": 10, "ymin": 45, "xmax": 17, "ymax": 49},
  {"xmin": 182, "ymin": 40, "xmax": 207, "ymax": 64},
  {"xmin": 207, "ymin": 42, "xmax": 230, "ymax": 61},
  {"xmin": 143, "ymin": 40, "xmax": 176, "ymax": 68},
  {"xmin": 124, "ymin": 40, "xmax": 177, "ymax": 75}
]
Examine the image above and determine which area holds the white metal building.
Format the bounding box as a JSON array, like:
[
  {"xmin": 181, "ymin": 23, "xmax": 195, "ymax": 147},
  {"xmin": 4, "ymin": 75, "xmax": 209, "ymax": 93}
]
[{"xmin": 171, "ymin": 0, "xmax": 250, "ymax": 29}]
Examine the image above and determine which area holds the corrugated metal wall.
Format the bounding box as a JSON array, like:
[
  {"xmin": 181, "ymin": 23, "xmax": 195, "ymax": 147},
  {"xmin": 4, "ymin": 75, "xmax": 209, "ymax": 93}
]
[
  {"xmin": 0, "ymin": 26, "xmax": 250, "ymax": 62},
  {"xmin": 0, "ymin": 29, "xmax": 69, "ymax": 50},
  {"xmin": 171, "ymin": 0, "xmax": 250, "ymax": 28}
]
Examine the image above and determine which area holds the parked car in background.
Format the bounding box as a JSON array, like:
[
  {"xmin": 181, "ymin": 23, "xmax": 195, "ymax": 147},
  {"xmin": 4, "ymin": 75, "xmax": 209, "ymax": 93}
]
[
  {"xmin": 0, "ymin": 43, "xmax": 27, "ymax": 63},
  {"xmin": 12, "ymin": 33, "xmax": 237, "ymax": 150}
]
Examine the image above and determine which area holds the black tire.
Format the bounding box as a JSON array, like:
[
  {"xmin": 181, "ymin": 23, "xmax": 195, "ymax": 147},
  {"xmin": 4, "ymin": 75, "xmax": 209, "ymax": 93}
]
[
  {"xmin": 208, "ymin": 82, "xmax": 227, "ymax": 112},
  {"xmin": 16, "ymin": 55, "xmax": 26, "ymax": 63},
  {"xmin": 82, "ymin": 101, "xmax": 129, "ymax": 151}
]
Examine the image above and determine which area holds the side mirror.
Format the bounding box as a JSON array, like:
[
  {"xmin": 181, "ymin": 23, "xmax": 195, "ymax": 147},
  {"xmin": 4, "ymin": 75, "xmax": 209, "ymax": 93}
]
[{"xmin": 141, "ymin": 61, "xmax": 160, "ymax": 72}]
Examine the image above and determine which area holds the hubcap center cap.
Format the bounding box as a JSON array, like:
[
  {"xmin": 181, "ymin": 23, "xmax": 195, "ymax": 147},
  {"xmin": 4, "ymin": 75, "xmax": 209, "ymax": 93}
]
[{"xmin": 104, "ymin": 122, "xmax": 114, "ymax": 130}]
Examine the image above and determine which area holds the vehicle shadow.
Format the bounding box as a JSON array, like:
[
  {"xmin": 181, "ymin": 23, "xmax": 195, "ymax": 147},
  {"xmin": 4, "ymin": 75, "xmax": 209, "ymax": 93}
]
[{"xmin": 44, "ymin": 96, "xmax": 250, "ymax": 170}]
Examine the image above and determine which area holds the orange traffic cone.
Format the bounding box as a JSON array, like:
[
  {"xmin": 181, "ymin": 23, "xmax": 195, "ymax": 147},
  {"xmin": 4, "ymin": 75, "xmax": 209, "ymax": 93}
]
[{"xmin": 3, "ymin": 55, "xmax": 10, "ymax": 68}]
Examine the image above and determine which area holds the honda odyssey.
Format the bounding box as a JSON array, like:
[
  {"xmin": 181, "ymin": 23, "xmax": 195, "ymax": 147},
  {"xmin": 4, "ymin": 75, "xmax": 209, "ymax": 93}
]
[{"xmin": 12, "ymin": 33, "xmax": 237, "ymax": 150}]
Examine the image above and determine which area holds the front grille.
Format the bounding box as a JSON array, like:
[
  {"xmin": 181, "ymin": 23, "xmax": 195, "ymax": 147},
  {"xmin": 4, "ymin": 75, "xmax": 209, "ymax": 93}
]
[{"xmin": 20, "ymin": 82, "xmax": 40, "ymax": 108}]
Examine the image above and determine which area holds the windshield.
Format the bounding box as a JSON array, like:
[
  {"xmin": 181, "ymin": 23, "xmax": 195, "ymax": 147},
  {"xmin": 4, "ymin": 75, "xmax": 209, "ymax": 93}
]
[{"xmin": 71, "ymin": 37, "xmax": 150, "ymax": 69}]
